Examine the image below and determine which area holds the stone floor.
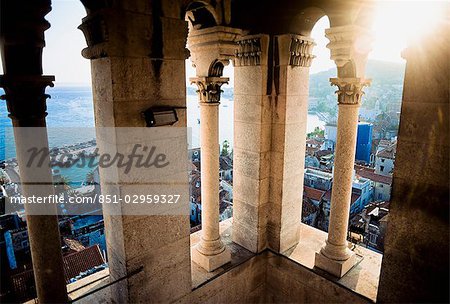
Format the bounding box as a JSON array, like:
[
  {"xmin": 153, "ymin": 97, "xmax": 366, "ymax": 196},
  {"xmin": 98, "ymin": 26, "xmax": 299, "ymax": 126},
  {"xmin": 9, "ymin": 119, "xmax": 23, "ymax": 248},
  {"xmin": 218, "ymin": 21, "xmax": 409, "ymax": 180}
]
[
  {"xmin": 284, "ymin": 223, "xmax": 382, "ymax": 302},
  {"xmin": 26, "ymin": 220, "xmax": 381, "ymax": 303}
]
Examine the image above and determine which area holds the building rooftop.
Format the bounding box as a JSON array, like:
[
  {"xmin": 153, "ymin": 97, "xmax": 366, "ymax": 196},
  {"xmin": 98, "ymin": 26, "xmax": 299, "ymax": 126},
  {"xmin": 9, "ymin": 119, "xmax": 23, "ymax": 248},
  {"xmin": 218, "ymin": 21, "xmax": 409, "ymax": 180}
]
[
  {"xmin": 355, "ymin": 165, "xmax": 393, "ymax": 185},
  {"xmin": 303, "ymin": 186, "xmax": 326, "ymax": 202}
]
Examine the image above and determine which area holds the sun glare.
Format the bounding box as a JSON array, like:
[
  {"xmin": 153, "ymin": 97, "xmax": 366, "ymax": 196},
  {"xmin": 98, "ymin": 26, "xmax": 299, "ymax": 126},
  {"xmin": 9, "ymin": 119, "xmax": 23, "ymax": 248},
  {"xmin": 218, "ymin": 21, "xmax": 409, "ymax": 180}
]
[{"xmin": 371, "ymin": 1, "xmax": 446, "ymax": 61}]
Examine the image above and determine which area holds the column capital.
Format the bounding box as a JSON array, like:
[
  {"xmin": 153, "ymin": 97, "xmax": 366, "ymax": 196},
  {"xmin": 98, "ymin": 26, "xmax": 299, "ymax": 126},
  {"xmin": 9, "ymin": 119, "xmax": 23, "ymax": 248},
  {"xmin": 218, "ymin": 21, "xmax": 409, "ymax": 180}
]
[
  {"xmin": 325, "ymin": 25, "xmax": 373, "ymax": 78},
  {"xmin": 276, "ymin": 34, "xmax": 316, "ymax": 67},
  {"xmin": 78, "ymin": 9, "xmax": 112, "ymax": 59},
  {"xmin": 0, "ymin": 75, "xmax": 54, "ymax": 121},
  {"xmin": 330, "ymin": 77, "xmax": 371, "ymax": 106},
  {"xmin": 190, "ymin": 76, "xmax": 229, "ymax": 104},
  {"xmin": 234, "ymin": 34, "xmax": 270, "ymax": 67}
]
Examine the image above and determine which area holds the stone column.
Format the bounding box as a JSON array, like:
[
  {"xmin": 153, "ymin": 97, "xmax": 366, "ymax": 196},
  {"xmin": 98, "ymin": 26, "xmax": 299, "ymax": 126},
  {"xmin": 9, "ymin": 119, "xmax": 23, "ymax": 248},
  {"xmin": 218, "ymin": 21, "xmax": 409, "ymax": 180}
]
[
  {"xmin": 0, "ymin": 1, "xmax": 68, "ymax": 302},
  {"xmin": 315, "ymin": 78, "xmax": 370, "ymax": 277},
  {"xmin": 315, "ymin": 25, "xmax": 372, "ymax": 278},
  {"xmin": 190, "ymin": 77, "xmax": 231, "ymax": 271},
  {"xmin": 232, "ymin": 34, "xmax": 271, "ymax": 253},
  {"xmin": 270, "ymin": 34, "xmax": 315, "ymax": 253},
  {"xmin": 79, "ymin": 2, "xmax": 192, "ymax": 302}
]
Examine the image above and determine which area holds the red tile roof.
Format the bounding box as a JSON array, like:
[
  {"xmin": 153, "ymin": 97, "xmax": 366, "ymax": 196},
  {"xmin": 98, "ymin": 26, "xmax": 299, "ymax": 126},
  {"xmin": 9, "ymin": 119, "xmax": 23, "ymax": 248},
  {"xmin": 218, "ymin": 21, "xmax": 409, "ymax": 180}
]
[
  {"xmin": 62, "ymin": 245, "xmax": 105, "ymax": 283},
  {"xmin": 376, "ymin": 140, "xmax": 397, "ymax": 159},
  {"xmin": 355, "ymin": 165, "xmax": 392, "ymax": 185},
  {"xmin": 315, "ymin": 150, "xmax": 333, "ymax": 158},
  {"xmin": 322, "ymin": 188, "xmax": 360, "ymax": 205},
  {"xmin": 306, "ymin": 138, "xmax": 323, "ymax": 147},
  {"xmin": 303, "ymin": 186, "xmax": 326, "ymax": 201},
  {"xmin": 377, "ymin": 147, "xmax": 396, "ymax": 159},
  {"xmin": 302, "ymin": 198, "xmax": 319, "ymax": 217}
]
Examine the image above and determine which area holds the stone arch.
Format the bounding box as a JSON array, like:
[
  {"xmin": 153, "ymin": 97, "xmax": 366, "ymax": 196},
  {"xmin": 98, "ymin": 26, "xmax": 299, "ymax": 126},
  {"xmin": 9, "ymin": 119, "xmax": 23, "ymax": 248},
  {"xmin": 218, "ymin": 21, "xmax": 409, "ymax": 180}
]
[
  {"xmin": 208, "ymin": 59, "xmax": 228, "ymax": 77},
  {"xmin": 323, "ymin": 0, "xmax": 374, "ymax": 29},
  {"xmin": 79, "ymin": 0, "xmax": 113, "ymax": 14},
  {"xmin": 288, "ymin": 6, "xmax": 328, "ymax": 36},
  {"xmin": 184, "ymin": 0, "xmax": 220, "ymax": 29}
]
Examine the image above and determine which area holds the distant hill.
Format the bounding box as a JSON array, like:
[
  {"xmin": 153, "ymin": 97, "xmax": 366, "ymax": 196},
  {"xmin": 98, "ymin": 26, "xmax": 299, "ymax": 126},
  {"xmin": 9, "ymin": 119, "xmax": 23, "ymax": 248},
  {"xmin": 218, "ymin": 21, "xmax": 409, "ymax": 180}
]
[{"xmin": 310, "ymin": 59, "xmax": 405, "ymax": 87}]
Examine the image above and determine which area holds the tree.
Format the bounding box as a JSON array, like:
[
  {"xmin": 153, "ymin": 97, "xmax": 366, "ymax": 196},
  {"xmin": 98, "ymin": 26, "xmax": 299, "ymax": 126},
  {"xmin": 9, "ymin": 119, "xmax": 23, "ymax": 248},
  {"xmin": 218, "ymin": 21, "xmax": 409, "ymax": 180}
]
[
  {"xmin": 307, "ymin": 127, "xmax": 325, "ymax": 139},
  {"xmin": 221, "ymin": 140, "xmax": 230, "ymax": 156}
]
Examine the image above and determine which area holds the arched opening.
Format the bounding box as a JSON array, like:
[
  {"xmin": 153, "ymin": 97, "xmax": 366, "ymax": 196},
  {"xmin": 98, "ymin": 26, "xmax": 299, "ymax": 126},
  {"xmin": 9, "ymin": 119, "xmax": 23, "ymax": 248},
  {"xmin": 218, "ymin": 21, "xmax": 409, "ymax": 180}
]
[
  {"xmin": 184, "ymin": 4, "xmax": 235, "ymax": 234},
  {"xmin": 185, "ymin": 1, "xmax": 219, "ymax": 30},
  {"xmin": 186, "ymin": 59, "xmax": 234, "ymax": 231},
  {"xmin": 301, "ymin": 15, "xmax": 335, "ymax": 233}
]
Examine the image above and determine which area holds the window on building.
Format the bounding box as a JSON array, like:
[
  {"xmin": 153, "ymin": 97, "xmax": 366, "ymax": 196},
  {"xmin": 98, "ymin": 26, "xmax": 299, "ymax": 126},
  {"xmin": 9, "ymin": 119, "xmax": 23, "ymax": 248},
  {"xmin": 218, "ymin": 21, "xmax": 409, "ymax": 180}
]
[{"xmin": 380, "ymin": 165, "xmax": 385, "ymax": 172}]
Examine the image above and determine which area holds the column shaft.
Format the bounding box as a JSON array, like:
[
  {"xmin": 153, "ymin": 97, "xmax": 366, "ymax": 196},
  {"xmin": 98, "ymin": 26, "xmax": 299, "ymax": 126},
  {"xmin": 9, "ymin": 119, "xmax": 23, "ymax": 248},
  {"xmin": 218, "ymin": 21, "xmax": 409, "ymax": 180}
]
[
  {"xmin": 314, "ymin": 25, "xmax": 373, "ymax": 278},
  {"xmin": 0, "ymin": 0, "xmax": 68, "ymax": 294},
  {"xmin": 198, "ymin": 102, "xmax": 222, "ymax": 252},
  {"xmin": 322, "ymin": 104, "xmax": 359, "ymax": 260}
]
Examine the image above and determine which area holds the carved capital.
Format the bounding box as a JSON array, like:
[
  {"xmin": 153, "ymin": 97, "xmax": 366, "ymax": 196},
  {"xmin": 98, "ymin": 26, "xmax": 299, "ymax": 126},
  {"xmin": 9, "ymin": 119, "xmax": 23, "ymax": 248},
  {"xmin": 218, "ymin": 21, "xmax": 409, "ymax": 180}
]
[
  {"xmin": 190, "ymin": 77, "xmax": 229, "ymax": 103},
  {"xmin": 78, "ymin": 10, "xmax": 112, "ymax": 59},
  {"xmin": 235, "ymin": 37, "xmax": 262, "ymax": 66},
  {"xmin": 0, "ymin": 75, "xmax": 54, "ymax": 121},
  {"xmin": 330, "ymin": 78, "xmax": 371, "ymax": 106},
  {"xmin": 289, "ymin": 36, "xmax": 316, "ymax": 67},
  {"xmin": 325, "ymin": 25, "xmax": 373, "ymax": 77}
]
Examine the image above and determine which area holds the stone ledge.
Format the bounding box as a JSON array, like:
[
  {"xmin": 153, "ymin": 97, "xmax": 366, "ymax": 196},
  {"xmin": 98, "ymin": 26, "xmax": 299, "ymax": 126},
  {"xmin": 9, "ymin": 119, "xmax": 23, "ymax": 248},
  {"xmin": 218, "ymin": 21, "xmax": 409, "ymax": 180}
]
[
  {"xmin": 25, "ymin": 268, "xmax": 112, "ymax": 304},
  {"xmin": 190, "ymin": 218, "xmax": 255, "ymax": 288},
  {"xmin": 283, "ymin": 223, "xmax": 382, "ymax": 302}
]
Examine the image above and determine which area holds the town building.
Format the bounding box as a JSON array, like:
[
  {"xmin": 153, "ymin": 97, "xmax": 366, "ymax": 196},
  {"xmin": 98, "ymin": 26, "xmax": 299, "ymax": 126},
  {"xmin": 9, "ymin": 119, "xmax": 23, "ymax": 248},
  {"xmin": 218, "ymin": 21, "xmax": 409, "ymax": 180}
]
[
  {"xmin": 355, "ymin": 122, "xmax": 373, "ymax": 164},
  {"xmin": 375, "ymin": 139, "xmax": 396, "ymax": 176}
]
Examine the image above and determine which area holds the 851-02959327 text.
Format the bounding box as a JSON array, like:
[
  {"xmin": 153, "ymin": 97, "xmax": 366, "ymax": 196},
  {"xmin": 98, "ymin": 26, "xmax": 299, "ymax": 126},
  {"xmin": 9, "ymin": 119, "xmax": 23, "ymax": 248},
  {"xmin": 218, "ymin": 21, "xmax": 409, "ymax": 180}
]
[
  {"xmin": 96, "ymin": 194, "xmax": 181, "ymax": 204},
  {"xmin": 8, "ymin": 194, "xmax": 181, "ymax": 205}
]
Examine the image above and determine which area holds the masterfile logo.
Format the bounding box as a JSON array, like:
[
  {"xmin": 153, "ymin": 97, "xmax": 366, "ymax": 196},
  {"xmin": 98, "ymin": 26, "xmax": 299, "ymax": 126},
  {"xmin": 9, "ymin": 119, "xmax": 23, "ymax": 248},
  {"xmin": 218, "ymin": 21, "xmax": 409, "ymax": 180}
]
[{"xmin": 2, "ymin": 127, "xmax": 191, "ymax": 216}]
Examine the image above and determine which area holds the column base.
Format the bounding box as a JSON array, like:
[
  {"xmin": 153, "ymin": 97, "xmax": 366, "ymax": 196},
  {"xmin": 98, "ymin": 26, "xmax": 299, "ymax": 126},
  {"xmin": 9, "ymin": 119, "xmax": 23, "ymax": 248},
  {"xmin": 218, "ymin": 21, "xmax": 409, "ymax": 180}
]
[
  {"xmin": 314, "ymin": 250, "xmax": 357, "ymax": 278},
  {"xmin": 191, "ymin": 244, "xmax": 231, "ymax": 272}
]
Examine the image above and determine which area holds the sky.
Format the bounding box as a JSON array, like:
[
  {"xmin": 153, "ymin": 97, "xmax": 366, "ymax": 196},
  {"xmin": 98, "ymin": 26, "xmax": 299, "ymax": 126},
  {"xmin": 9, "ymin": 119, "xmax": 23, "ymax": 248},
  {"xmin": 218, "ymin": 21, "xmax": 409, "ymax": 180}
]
[{"xmin": 0, "ymin": 0, "xmax": 446, "ymax": 85}]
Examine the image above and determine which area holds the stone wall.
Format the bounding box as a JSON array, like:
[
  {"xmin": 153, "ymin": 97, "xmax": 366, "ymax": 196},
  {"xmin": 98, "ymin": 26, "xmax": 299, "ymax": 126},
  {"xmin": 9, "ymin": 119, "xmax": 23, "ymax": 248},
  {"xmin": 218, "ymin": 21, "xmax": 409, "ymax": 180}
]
[
  {"xmin": 265, "ymin": 251, "xmax": 371, "ymax": 303},
  {"xmin": 377, "ymin": 21, "xmax": 449, "ymax": 303},
  {"xmin": 181, "ymin": 251, "xmax": 371, "ymax": 303}
]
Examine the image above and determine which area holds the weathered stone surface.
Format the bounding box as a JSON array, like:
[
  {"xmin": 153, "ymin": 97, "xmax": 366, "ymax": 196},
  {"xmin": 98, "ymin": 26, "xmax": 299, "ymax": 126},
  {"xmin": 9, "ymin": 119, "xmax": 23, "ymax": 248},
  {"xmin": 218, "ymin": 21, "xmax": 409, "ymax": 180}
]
[
  {"xmin": 191, "ymin": 245, "xmax": 231, "ymax": 272},
  {"xmin": 234, "ymin": 66, "xmax": 268, "ymax": 96},
  {"xmin": 234, "ymin": 121, "xmax": 271, "ymax": 153},
  {"xmin": 378, "ymin": 24, "xmax": 449, "ymax": 303},
  {"xmin": 233, "ymin": 175, "xmax": 270, "ymax": 207},
  {"xmin": 234, "ymin": 94, "xmax": 271, "ymax": 124}
]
